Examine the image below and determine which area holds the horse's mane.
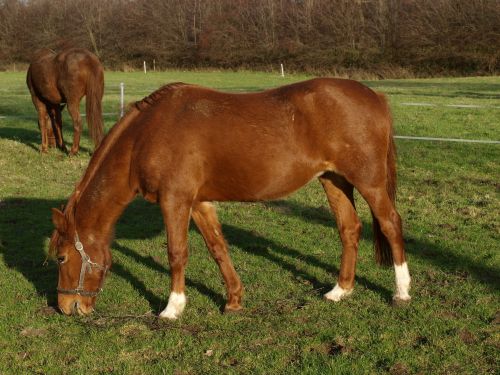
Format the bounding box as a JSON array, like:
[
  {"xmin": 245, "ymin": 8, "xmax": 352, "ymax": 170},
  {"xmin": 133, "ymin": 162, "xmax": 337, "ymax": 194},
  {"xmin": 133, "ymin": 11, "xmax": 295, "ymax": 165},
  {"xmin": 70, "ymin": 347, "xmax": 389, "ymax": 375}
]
[
  {"xmin": 134, "ymin": 82, "xmax": 188, "ymax": 111},
  {"xmin": 49, "ymin": 82, "xmax": 189, "ymax": 256}
]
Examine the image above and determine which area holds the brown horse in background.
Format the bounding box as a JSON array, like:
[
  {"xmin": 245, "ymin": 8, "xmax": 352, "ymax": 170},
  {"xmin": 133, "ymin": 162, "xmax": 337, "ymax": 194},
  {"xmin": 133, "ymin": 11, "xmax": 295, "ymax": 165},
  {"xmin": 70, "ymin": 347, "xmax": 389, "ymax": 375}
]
[
  {"xmin": 49, "ymin": 78, "xmax": 411, "ymax": 318},
  {"xmin": 27, "ymin": 48, "xmax": 104, "ymax": 154}
]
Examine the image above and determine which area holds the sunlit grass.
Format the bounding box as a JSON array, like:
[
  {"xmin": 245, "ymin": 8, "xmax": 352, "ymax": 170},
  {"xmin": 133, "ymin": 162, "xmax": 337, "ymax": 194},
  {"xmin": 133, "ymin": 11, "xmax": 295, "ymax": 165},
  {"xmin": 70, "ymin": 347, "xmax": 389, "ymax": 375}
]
[{"xmin": 0, "ymin": 72, "xmax": 498, "ymax": 374}]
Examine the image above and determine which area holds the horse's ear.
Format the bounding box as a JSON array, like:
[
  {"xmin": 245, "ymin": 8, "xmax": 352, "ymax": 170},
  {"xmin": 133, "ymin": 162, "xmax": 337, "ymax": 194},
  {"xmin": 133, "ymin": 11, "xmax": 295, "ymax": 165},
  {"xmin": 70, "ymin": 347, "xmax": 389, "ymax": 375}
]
[{"xmin": 51, "ymin": 208, "xmax": 67, "ymax": 233}]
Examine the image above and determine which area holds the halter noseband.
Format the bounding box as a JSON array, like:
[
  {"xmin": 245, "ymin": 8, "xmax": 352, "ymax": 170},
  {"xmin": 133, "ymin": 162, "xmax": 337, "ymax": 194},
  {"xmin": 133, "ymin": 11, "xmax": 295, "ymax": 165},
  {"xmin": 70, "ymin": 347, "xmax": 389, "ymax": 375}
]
[{"xmin": 57, "ymin": 232, "xmax": 108, "ymax": 297}]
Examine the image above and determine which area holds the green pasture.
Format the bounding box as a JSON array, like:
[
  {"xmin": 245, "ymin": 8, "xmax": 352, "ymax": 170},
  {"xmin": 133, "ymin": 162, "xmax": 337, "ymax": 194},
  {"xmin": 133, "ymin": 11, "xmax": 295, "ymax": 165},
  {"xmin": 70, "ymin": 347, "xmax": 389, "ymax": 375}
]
[{"xmin": 0, "ymin": 71, "xmax": 498, "ymax": 374}]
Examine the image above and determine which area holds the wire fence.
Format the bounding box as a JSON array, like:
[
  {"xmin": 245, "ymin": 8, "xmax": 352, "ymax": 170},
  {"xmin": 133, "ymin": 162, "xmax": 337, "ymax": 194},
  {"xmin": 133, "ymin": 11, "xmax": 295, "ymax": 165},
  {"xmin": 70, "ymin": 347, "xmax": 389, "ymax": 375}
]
[
  {"xmin": 399, "ymin": 102, "xmax": 500, "ymax": 109},
  {"xmin": 1, "ymin": 83, "xmax": 499, "ymax": 145}
]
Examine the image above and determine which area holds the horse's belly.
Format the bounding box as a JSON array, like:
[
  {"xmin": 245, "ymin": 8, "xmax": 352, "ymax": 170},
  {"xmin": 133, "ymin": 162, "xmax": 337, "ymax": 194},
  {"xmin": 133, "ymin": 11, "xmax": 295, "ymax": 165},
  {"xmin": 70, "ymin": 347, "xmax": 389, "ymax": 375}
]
[
  {"xmin": 198, "ymin": 164, "xmax": 327, "ymax": 202},
  {"xmin": 251, "ymin": 169, "xmax": 325, "ymax": 200}
]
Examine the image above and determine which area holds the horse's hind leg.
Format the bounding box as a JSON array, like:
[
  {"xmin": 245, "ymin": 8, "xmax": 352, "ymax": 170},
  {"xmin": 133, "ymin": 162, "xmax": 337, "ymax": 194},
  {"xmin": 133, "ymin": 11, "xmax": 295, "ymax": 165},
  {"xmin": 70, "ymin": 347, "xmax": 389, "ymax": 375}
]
[
  {"xmin": 158, "ymin": 197, "xmax": 192, "ymax": 320},
  {"xmin": 320, "ymin": 172, "xmax": 362, "ymax": 301},
  {"xmin": 49, "ymin": 105, "xmax": 67, "ymax": 152},
  {"xmin": 191, "ymin": 202, "xmax": 243, "ymax": 313},
  {"xmin": 47, "ymin": 120, "xmax": 56, "ymax": 148},
  {"xmin": 358, "ymin": 185, "xmax": 410, "ymax": 302},
  {"xmin": 67, "ymin": 100, "xmax": 82, "ymax": 155},
  {"xmin": 31, "ymin": 96, "xmax": 49, "ymax": 153}
]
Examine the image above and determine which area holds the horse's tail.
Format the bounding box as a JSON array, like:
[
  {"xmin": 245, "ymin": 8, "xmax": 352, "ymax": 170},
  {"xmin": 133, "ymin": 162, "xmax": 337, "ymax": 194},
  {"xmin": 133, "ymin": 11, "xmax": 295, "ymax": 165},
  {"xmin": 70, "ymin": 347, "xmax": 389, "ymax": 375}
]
[
  {"xmin": 372, "ymin": 93, "xmax": 397, "ymax": 266},
  {"xmin": 85, "ymin": 65, "xmax": 104, "ymax": 147}
]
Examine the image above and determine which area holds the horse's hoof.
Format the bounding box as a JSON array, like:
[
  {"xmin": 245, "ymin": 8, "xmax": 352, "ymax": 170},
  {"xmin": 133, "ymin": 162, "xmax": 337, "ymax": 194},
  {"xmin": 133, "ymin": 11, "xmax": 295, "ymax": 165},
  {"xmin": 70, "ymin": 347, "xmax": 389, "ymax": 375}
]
[
  {"xmin": 392, "ymin": 297, "xmax": 411, "ymax": 307},
  {"xmin": 323, "ymin": 284, "xmax": 353, "ymax": 302},
  {"xmin": 159, "ymin": 312, "xmax": 180, "ymax": 320},
  {"xmin": 224, "ymin": 304, "xmax": 243, "ymax": 314}
]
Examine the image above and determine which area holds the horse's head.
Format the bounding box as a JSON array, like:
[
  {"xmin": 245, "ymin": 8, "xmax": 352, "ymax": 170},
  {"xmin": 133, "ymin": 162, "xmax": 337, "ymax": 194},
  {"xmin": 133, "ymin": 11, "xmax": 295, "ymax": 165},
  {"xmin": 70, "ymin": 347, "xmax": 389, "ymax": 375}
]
[{"xmin": 50, "ymin": 208, "xmax": 111, "ymax": 315}]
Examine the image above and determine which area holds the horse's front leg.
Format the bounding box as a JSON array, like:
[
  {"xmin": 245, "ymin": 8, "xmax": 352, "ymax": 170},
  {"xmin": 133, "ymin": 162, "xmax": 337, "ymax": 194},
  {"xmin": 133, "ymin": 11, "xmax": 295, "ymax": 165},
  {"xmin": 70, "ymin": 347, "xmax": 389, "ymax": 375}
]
[
  {"xmin": 159, "ymin": 198, "xmax": 192, "ymax": 320},
  {"xmin": 320, "ymin": 173, "xmax": 362, "ymax": 301},
  {"xmin": 191, "ymin": 202, "xmax": 243, "ymax": 312}
]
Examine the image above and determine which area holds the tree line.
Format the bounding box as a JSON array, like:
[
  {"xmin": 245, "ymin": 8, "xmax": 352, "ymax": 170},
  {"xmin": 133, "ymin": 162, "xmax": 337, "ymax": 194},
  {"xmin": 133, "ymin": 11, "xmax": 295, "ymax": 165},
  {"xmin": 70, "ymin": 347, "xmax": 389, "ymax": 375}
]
[{"xmin": 1, "ymin": 0, "xmax": 498, "ymax": 77}]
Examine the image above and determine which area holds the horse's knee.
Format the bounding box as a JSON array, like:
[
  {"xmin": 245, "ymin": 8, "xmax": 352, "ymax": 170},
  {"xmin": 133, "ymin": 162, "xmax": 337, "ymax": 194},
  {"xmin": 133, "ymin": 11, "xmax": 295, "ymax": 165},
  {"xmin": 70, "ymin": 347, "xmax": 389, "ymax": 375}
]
[{"xmin": 340, "ymin": 219, "xmax": 362, "ymax": 244}]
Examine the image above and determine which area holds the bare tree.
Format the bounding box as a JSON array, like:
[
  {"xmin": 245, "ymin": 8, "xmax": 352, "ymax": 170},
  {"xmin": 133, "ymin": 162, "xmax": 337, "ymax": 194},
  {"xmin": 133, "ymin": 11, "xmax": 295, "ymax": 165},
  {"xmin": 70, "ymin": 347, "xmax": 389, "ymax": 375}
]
[{"xmin": 0, "ymin": 0, "xmax": 498, "ymax": 75}]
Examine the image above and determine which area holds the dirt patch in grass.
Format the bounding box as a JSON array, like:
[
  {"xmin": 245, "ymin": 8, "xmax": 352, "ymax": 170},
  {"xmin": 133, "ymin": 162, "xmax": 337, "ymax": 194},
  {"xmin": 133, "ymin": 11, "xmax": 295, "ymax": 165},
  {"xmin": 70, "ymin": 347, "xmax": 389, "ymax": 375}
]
[
  {"xmin": 38, "ymin": 306, "xmax": 58, "ymax": 316},
  {"xmin": 491, "ymin": 311, "xmax": 500, "ymax": 325},
  {"xmin": 459, "ymin": 329, "xmax": 478, "ymax": 344},
  {"xmin": 20, "ymin": 327, "xmax": 48, "ymax": 337},
  {"xmin": 390, "ymin": 362, "xmax": 410, "ymax": 375}
]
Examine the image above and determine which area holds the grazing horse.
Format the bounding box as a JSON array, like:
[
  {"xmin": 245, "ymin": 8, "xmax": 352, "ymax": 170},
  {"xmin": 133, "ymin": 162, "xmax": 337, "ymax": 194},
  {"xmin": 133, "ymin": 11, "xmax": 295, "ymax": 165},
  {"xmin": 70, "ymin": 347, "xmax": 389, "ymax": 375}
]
[
  {"xmin": 26, "ymin": 48, "xmax": 104, "ymax": 154},
  {"xmin": 49, "ymin": 78, "xmax": 411, "ymax": 318}
]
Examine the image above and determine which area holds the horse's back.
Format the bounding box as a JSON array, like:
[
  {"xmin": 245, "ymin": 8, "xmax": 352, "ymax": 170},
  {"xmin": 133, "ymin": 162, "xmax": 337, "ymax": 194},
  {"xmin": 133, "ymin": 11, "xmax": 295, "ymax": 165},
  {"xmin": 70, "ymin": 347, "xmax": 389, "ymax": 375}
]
[{"xmin": 137, "ymin": 78, "xmax": 390, "ymax": 159}]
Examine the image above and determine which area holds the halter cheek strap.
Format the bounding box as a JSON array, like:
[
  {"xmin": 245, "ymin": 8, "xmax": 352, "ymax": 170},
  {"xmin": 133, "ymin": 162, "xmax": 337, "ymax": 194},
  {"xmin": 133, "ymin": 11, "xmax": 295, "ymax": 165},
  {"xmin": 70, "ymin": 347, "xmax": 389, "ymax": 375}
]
[{"xmin": 57, "ymin": 232, "xmax": 108, "ymax": 297}]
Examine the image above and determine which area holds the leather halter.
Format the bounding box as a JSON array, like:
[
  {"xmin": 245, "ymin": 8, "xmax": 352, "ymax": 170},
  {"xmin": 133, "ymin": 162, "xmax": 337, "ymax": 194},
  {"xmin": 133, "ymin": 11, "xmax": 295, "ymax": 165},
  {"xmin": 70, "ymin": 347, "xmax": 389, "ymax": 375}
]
[{"xmin": 57, "ymin": 232, "xmax": 107, "ymax": 297}]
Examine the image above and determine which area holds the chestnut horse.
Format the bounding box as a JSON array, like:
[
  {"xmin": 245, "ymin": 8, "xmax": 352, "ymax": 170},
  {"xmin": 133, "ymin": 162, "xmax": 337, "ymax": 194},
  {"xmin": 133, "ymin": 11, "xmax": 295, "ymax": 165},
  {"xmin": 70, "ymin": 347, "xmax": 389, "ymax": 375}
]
[
  {"xmin": 49, "ymin": 79, "xmax": 411, "ymax": 318},
  {"xmin": 27, "ymin": 48, "xmax": 104, "ymax": 154}
]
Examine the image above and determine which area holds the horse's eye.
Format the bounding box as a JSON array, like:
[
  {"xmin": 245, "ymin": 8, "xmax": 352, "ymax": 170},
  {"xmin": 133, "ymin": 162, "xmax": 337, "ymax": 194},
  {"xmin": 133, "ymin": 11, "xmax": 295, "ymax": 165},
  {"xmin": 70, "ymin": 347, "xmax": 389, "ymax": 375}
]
[{"xmin": 57, "ymin": 256, "xmax": 67, "ymax": 264}]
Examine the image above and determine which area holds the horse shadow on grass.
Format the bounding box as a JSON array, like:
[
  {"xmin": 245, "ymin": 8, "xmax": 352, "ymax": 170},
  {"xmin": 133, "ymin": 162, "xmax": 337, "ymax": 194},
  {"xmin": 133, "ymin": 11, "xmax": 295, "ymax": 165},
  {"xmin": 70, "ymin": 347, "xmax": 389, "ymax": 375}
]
[
  {"xmin": 3, "ymin": 195, "xmax": 495, "ymax": 316},
  {"xmin": 0, "ymin": 196, "xmax": 395, "ymax": 315},
  {"xmin": 262, "ymin": 200, "xmax": 500, "ymax": 293},
  {"xmin": 0, "ymin": 126, "xmax": 91, "ymax": 154},
  {"xmin": 0, "ymin": 126, "xmax": 41, "ymax": 152},
  {"xmin": 111, "ymin": 202, "xmax": 393, "ymax": 309}
]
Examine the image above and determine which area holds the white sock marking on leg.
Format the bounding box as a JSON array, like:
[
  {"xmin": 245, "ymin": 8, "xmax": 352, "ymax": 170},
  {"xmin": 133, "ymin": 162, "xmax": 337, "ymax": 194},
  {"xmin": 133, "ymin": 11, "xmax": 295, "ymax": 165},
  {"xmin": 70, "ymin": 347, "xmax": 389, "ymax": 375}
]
[
  {"xmin": 159, "ymin": 292, "xmax": 186, "ymax": 319},
  {"xmin": 324, "ymin": 283, "xmax": 353, "ymax": 302},
  {"xmin": 394, "ymin": 262, "xmax": 411, "ymax": 300}
]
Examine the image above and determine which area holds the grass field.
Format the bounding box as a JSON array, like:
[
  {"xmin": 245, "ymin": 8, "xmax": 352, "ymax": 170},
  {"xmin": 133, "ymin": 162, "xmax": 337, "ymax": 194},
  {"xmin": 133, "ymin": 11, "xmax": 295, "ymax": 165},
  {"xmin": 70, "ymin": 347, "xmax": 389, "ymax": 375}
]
[{"xmin": 0, "ymin": 71, "xmax": 498, "ymax": 374}]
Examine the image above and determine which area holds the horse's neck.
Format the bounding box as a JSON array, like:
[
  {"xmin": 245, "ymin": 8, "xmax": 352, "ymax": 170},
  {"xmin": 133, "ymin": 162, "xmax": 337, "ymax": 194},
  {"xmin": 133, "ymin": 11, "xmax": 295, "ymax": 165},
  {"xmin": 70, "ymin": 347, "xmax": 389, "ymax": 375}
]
[
  {"xmin": 73, "ymin": 161, "xmax": 135, "ymax": 247},
  {"xmin": 71, "ymin": 107, "xmax": 139, "ymax": 246}
]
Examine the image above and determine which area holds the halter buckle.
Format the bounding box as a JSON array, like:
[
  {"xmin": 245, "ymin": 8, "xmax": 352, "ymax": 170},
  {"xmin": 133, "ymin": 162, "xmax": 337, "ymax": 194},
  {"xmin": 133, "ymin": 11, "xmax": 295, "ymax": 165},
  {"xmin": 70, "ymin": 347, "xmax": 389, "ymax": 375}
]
[{"xmin": 75, "ymin": 241, "xmax": 84, "ymax": 251}]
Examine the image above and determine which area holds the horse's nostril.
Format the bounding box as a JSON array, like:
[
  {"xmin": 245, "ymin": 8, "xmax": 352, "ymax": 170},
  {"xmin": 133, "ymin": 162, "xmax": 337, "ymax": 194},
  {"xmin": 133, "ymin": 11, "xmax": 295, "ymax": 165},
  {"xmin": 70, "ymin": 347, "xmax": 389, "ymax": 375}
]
[{"xmin": 71, "ymin": 301, "xmax": 79, "ymax": 315}]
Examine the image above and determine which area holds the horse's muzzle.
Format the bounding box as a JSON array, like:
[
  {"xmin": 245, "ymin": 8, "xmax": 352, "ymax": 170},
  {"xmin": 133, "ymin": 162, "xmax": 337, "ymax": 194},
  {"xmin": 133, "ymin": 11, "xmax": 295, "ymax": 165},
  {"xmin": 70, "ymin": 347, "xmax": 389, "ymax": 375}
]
[{"xmin": 58, "ymin": 295, "xmax": 94, "ymax": 316}]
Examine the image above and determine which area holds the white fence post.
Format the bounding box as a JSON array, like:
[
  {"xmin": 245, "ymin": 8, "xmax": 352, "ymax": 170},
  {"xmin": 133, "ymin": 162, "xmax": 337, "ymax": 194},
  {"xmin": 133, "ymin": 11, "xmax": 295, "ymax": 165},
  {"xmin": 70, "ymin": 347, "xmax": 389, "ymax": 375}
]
[
  {"xmin": 143, "ymin": 61, "xmax": 147, "ymax": 74},
  {"xmin": 280, "ymin": 63, "xmax": 285, "ymax": 77},
  {"xmin": 120, "ymin": 82, "xmax": 125, "ymax": 118}
]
